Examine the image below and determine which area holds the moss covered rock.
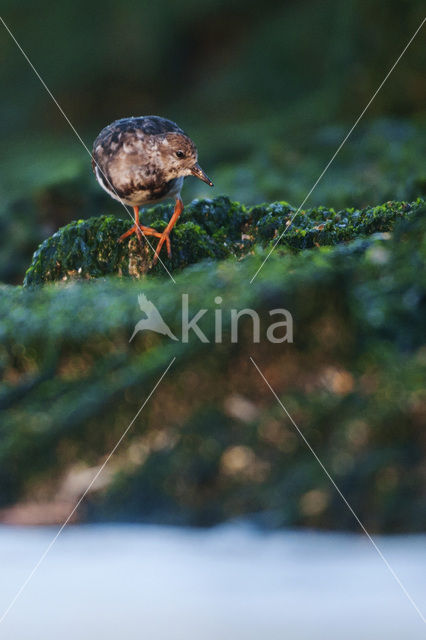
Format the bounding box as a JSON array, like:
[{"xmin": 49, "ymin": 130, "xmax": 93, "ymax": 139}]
[
  {"xmin": 24, "ymin": 196, "xmax": 425, "ymax": 285},
  {"xmin": 23, "ymin": 215, "xmax": 228, "ymax": 286}
]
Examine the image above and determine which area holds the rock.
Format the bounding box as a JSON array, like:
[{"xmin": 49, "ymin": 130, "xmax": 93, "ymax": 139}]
[{"xmin": 23, "ymin": 196, "xmax": 425, "ymax": 285}]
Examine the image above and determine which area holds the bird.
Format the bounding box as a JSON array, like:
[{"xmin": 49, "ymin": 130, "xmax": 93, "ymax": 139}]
[
  {"xmin": 92, "ymin": 115, "xmax": 213, "ymax": 264},
  {"xmin": 129, "ymin": 294, "xmax": 178, "ymax": 342}
]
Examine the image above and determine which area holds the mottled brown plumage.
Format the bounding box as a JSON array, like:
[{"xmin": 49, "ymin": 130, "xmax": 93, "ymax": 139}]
[{"xmin": 92, "ymin": 116, "xmax": 213, "ymax": 264}]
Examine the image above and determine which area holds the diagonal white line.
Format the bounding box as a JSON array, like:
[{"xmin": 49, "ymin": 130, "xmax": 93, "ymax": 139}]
[
  {"xmin": 0, "ymin": 356, "xmax": 176, "ymax": 626},
  {"xmin": 0, "ymin": 15, "xmax": 176, "ymax": 284},
  {"xmin": 250, "ymin": 356, "xmax": 426, "ymax": 625},
  {"xmin": 250, "ymin": 16, "xmax": 426, "ymax": 283}
]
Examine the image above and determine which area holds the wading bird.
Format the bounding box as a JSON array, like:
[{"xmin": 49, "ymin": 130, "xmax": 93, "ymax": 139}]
[{"xmin": 92, "ymin": 116, "xmax": 213, "ymax": 264}]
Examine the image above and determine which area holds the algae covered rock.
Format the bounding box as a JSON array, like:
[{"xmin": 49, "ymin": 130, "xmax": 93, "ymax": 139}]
[
  {"xmin": 23, "ymin": 196, "xmax": 244, "ymax": 286},
  {"xmin": 251, "ymin": 198, "xmax": 424, "ymax": 248},
  {"xmin": 23, "ymin": 207, "xmax": 232, "ymax": 286},
  {"xmin": 23, "ymin": 196, "xmax": 425, "ymax": 286}
]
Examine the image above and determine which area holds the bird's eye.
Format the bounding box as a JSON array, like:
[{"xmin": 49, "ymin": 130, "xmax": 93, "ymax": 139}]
[{"xmin": 176, "ymin": 150, "xmax": 185, "ymax": 159}]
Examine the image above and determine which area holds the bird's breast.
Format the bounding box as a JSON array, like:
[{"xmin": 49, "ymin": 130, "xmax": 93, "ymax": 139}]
[
  {"xmin": 95, "ymin": 162, "xmax": 182, "ymax": 206},
  {"xmin": 92, "ymin": 125, "xmax": 185, "ymax": 206}
]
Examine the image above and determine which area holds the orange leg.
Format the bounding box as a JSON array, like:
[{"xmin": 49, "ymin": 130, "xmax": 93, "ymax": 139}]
[
  {"xmin": 152, "ymin": 197, "xmax": 184, "ymax": 264},
  {"xmin": 118, "ymin": 206, "xmax": 163, "ymax": 244}
]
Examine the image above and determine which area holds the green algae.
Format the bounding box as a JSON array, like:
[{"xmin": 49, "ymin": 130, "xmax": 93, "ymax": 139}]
[{"xmin": 23, "ymin": 196, "xmax": 425, "ymax": 286}]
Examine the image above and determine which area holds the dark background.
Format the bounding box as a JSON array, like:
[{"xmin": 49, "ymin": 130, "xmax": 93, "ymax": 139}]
[{"xmin": 1, "ymin": 0, "xmax": 425, "ymax": 207}]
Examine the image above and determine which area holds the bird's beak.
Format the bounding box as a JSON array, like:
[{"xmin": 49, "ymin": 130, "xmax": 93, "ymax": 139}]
[{"xmin": 191, "ymin": 163, "xmax": 214, "ymax": 187}]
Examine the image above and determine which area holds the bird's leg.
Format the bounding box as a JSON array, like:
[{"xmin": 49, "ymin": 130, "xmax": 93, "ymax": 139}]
[
  {"xmin": 118, "ymin": 206, "xmax": 162, "ymax": 244},
  {"xmin": 152, "ymin": 197, "xmax": 184, "ymax": 264},
  {"xmin": 119, "ymin": 206, "xmax": 141, "ymax": 244}
]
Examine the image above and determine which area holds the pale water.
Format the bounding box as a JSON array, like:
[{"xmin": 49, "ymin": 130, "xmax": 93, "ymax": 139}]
[{"xmin": 0, "ymin": 524, "xmax": 425, "ymax": 639}]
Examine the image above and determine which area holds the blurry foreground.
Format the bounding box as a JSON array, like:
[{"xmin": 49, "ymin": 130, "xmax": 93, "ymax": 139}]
[{"xmin": 1, "ymin": 207, "xmax": 425, "ymax": 532}]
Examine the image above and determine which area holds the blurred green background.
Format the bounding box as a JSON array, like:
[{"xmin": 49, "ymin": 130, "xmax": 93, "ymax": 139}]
[{"xmin": 0, "ymin": 1, "xmax": 425, "ymax": 531}]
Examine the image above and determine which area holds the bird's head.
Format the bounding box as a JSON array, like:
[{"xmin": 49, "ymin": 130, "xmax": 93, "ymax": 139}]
[{"xmin": 158, "ymin": 132, "xmax": 213, "ymax": 187}]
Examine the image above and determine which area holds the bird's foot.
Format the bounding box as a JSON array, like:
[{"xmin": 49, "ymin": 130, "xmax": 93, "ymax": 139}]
[
  {"xmin": 118, "ymin": 223, "xmax": 170, "ymax": 266},
  {"xmin": 152, "ymin": 231, "xmax": 171, "ymax": 265},
  {"xmin": 151, "ymin": 197, "xmax": 183, "ymax": 265},
  {"xmin": 118, "ymin": 224, "xmax": 162, "ymax": 246}
]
